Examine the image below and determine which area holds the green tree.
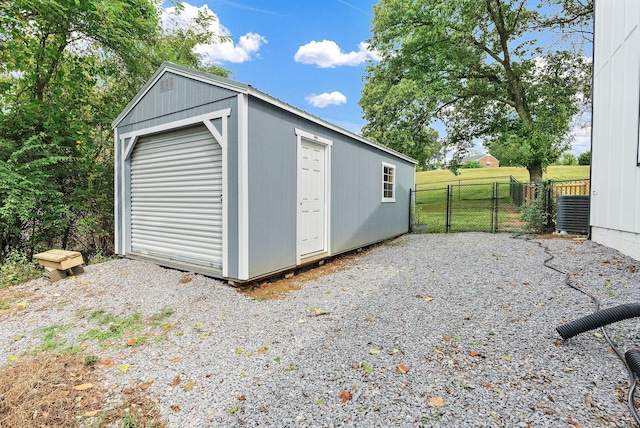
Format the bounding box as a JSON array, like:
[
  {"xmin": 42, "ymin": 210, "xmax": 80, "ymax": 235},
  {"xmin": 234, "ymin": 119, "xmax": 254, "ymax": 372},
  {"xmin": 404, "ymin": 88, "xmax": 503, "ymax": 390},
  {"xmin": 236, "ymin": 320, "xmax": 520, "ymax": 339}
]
[
  {"xmin": 0, "ymin": 0, "xmax": 229, "ymax": 260},
  {"xmin": 360, "ymin": 0, "xmax": 592, "ymax": 182},
  {"xmin": 578, "ymin": 150, "xmax": 590, "ymax": 165},
  {"xmin": 560, "ymin": 153, "xmax": 577, "ymax": 165}
]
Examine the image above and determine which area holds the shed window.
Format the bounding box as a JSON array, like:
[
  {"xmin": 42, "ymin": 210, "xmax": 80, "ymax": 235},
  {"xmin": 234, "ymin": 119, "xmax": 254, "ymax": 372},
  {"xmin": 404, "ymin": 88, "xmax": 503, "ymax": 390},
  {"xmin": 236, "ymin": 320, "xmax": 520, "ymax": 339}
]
[{"xmin": 382, "ymin": 162, "xmax": 396, "ymax": 202}]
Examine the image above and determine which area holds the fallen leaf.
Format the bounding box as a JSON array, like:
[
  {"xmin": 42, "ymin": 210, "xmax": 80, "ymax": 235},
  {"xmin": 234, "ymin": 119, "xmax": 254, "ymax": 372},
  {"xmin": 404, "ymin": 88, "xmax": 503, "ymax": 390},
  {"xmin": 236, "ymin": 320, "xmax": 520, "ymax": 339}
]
[
  {"xmin": 240, "ymin": 370, "xmax": 246, "ymax": 377},
  {"xmin": 584, "ymin": 395, "xmax": 593, "ymax": 408},
  {"xmin": 481, "ymin": 383, "xmax": 493, "ymax": 388},
  {"xmin": 424, "ymin": 297, "xmax": 434, "ymax": 302},
  {"xmin": 74, "ymin": 383, "xmax": 94, "ymax": 391},
  {"xmin": 118, "ymin": 364, "xmax": 130, "ymax": 372},
  {"xmin": 246, "ymin": 352, "xmax": 253, "ymax": 357},
  {"xmin": 126, "ymin": 338, "xmax": 138, "ymax": 346},
  {"xmin": 298, "ymin": 318, "xmax": 305, "ymax": 324},
  {"xmin": 443, "ymin": 335, "xmax": 451, "ymax": 342},
  {"xmin": 238, "ymin": 395, "xmax": 246, "ymax": 401},
  {"xmin": 340, "ymin": 390, "xmax": 351, "ymax": 402},
  {"xmin": 183, "ymin": 381, "xmax": 195, "ymax": 392},
  {"xmin": 315, "ymin": 309, "xmax": 323, "ymax": 315},
  {"xmin": 82, "ymin": 410, "xmax": 101, "ymax": 417},
  {"xmin": 369, "ymin": 348, "xmax": 381, "ymax": 355},
  {"xmin": 172, "ymin": 375, "xmax": 181, "ymax": 386},
  {"xmin": 140, "ymin": 380, "xmax": 155, "ymax": 390},
  {"xmin": 229, "ymin": 407, "xmax": 238, "ymax": 413},
  {"xmin": 397, "ymin": 364, "xmax": 409, "ymax": 374},
  {"xmin": 568, "ymin": 421, "xmax": 582, "ymax": 428},
  {"xmin": 170, "ymin": 404, "xmax": 181, "ymax": 413},
  {"xmin": 100, "ymin": 358, "xmax": 112, "ymax": 365},
  {"xmin": 235, "ymin": 348, "xmax": 243, "ymax": 355},
  {"xmin": 469, "ymin": 351, "xmax": 479, "ymax": 357},
  {"xmin": 7, "ymin": 355, "xmax": 19, "ymax": 361},
  {"xmin": 161, "ymin": 323, "xmax": 171, "ymax": 330},
  {"xmin": 195, "ymin": 321, "xmax": 203, "ymax": 327},
  {"xmin": 428, "ymin": 396, "xmax": 445, "ymax": 408},
  {"xmin": 285, "ymin": 365, "xmax": 295, "ymax": 371},
  {"xmin": 594, "ymin": 333, "xmax": 604, "ymax": 338},
  {"xmin": 169, "ymin": 356, "xmax": 180, "ymax": 363},
  {"xmin": 361, "ymin": 362, "xmax": 373, "ymax": 374},
  {"xmin": 554, "ymin": 341, "xmax": 561, "ymax": 347},
  {"xmin": 258, "ymin": 348, "xmax": 266, "ymax": 354},
  {"xmin": 564, "ymin": 367, "xmax": 574, "ymax": 372},
  {"xmin": 15, "ymin": 301, "xmax": 26, "ymax": 308},
  {"xmin": 501, "ymin": 356, "xmax": 511, "ymax": 361},
  {"xmin": 364, "ymin": 317, "xmax": 372, "ymax": 322},
  {"xmin": 79, "ymin": 341, "xmax": 90, "ymax": 349}
]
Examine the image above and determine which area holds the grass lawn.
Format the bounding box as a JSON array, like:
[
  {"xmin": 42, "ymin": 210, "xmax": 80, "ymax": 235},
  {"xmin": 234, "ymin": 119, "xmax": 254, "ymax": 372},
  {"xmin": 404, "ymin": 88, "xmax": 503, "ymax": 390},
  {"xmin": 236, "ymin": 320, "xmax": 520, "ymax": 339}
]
[{"xmin": 416, "ymin": 165, "xmax": 590, "ymax": 189}]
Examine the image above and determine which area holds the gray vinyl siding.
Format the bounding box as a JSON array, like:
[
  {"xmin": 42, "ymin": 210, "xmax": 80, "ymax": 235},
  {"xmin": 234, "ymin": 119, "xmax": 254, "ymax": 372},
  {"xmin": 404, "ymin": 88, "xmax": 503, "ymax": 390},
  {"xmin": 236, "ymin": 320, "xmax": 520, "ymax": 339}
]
[
  {"xmin": 117, "ymin": 72, "xmax": 238, "ymax": 133},
  {"xmin": 246, "ymin": 97, "xmax": 414, "ymax": 279},
  {"xmin": 246, "ymin": 98, "xmax": 298, "ymax": 278},
  {"xmin": 331, "ymin": 140, "xmax": 413, "ymax": 254}
]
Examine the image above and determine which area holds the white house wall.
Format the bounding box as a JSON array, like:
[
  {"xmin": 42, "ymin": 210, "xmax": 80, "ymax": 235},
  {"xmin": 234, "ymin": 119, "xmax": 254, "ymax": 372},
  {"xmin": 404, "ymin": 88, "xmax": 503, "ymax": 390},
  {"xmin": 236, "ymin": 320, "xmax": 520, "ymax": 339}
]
[{"xmin": 591, "ymin": 0, "xmax": 640, "ymax": 259}]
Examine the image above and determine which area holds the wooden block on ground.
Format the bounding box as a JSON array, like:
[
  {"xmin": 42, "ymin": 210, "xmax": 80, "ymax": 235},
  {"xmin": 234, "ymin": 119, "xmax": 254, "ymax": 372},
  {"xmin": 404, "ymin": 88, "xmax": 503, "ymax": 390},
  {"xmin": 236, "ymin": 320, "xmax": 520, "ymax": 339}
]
[
  {"xmin": 68, "ymin": 265, "xmax": 84, "ymax": 276},
  {"xmin": 34, "ymin": 249, "xmax": 84, "ymax": 270},
  {"xmin": 44, "ymin": 266, "xmax": 67, "ymax": 282}
]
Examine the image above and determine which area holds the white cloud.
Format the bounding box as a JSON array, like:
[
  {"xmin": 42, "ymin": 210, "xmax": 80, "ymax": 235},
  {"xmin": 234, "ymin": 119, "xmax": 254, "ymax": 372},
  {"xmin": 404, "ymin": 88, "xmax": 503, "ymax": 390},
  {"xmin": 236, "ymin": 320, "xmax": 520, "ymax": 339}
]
[
  {"xmin": 305, "ymin": 91, "xmax": 347, "ymax": 108},
  {"xmin": 162, "ymin": 2, "xmax": 267, "ymax": 64},
  {"xmin": 294, "ymin": 40, "xmax": 380, "ymax": 68}
]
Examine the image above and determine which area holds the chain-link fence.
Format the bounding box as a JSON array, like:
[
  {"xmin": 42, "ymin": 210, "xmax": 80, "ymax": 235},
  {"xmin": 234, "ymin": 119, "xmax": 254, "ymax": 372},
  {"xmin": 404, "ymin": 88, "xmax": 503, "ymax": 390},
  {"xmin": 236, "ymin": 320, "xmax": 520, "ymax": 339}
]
[{"xmin": 410, "ymin": 178, "xmax": 590, "ymax": 234}]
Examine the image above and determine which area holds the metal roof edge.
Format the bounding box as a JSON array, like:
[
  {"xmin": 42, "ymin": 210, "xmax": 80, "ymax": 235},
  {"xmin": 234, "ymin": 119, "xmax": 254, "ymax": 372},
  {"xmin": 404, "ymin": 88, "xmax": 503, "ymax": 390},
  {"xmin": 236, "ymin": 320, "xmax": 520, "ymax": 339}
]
[
  {"xmin": 112, "ymin": 63, "xmax": 417, "ymax": 165},
  {"xmin": 246, "ymin": 87, "xmax": 417, "ymax": 164}
]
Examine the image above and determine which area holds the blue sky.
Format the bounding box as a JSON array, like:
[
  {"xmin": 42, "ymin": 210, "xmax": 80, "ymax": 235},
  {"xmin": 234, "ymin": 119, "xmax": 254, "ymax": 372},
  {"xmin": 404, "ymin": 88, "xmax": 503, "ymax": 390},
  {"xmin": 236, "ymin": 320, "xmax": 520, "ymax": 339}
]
[
  {"xmin": 164, "ymin": 0, "xmax": 591, "ymax": 157},
  {"xmin": 166, "ymin": 0, "xmax": 378, "ymax": 135}
]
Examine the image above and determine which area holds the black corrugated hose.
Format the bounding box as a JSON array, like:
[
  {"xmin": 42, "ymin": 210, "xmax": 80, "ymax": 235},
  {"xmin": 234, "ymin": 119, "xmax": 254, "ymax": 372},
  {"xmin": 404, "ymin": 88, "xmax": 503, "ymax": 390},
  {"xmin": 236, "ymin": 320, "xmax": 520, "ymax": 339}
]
[{"xmin": 514, "ymin": 235, "xmax": 640, "ymax": 426}]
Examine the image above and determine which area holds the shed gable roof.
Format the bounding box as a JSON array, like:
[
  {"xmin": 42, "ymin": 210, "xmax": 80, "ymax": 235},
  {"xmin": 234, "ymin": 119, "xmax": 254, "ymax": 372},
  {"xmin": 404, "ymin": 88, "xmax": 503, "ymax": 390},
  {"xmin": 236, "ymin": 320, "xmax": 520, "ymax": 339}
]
[{"xmin": 113, "ymin": 62, "xmax": 417, "ymax": 165}]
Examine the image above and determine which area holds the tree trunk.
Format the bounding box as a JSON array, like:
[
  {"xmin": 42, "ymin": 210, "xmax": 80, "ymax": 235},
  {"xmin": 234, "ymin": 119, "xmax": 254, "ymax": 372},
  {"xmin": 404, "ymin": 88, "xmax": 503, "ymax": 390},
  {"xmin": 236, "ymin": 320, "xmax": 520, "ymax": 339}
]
[{"xmin": 527, "ymin": 162, "xmax": 543, "ymax": 183}]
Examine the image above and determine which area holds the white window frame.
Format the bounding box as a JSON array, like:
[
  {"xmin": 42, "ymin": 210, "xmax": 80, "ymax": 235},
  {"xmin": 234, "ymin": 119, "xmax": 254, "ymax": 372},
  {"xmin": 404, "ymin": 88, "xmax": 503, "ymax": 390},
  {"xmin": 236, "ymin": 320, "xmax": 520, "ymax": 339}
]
[{"xmin": 381, "ymin": 162, "xmax": 396, "ymax": 203}]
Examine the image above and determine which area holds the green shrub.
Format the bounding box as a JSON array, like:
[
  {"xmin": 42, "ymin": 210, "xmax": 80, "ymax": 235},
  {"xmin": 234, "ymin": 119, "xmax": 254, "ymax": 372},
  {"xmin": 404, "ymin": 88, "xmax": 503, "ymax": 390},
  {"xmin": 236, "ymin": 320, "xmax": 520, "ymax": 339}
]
[
  {"xmin": 0, "ymin": 251, "xmax": 41, "ymax": 288},
  {"xmin": 519, "ymin": 197, "xmax": 551, "ymax": 233}
]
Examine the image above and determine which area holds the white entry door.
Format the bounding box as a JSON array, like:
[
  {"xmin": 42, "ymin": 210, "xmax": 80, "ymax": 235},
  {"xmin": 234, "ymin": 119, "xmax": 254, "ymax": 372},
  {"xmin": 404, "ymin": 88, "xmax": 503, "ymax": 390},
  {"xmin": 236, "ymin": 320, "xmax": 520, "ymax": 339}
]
[{"xmin": 298, "ymin": 139, "xmax": 327, "ymax": 257}]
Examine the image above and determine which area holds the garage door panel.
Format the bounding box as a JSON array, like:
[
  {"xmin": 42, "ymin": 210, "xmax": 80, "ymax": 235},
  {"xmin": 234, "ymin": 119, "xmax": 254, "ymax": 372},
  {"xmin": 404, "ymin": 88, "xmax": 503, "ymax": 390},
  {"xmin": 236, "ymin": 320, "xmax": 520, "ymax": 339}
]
[{"xmin": 131, "ymin": 126, "xmax": 222, "ymax": 269}]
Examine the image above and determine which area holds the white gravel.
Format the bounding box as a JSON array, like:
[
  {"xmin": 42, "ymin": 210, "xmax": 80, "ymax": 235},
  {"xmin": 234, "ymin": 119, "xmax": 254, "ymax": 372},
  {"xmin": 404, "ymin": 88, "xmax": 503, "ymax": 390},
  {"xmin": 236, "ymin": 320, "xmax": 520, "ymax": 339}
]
[{"xmin": 1, "ymin": 233, "xmax": 639, "ymax": 427}]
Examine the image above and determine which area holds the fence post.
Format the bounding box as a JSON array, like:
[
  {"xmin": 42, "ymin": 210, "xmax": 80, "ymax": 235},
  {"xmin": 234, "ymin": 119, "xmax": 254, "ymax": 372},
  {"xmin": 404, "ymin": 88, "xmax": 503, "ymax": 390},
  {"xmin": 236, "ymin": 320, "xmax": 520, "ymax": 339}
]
[
  {"xmin": 492, "ymin": 182, "xmax": 500, "ymax": 233},
  {"xmin": 544, "ymin": 180, "xmax": 554, "ymax": 231},
  {"xmin": 446, "ymin": 185, "xmax": 452, "ymax": 233},
  {"xmin": 408, "ymin": 188, "xmax": 413, "ymax": 233}
]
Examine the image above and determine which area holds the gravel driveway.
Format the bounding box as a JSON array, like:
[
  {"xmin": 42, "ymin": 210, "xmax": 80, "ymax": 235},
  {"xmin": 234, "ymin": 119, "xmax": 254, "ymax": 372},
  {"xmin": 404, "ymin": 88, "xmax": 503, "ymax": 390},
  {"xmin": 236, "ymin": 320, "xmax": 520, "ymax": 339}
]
[{"xmin": 2, "ymin": 233, "xmax": 640, "ymax": 427}]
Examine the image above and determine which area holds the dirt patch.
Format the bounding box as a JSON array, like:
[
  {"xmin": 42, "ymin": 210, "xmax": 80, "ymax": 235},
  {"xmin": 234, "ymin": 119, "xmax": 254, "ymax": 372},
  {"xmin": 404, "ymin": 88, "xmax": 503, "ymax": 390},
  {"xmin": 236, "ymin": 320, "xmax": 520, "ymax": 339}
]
[
  {"xmin": 240, "ymin": 251, "xmax": 366, "ymax": 300},
  {"xmin": 0, "ymin": 353, "xmax": 165, "ymax": 427}
]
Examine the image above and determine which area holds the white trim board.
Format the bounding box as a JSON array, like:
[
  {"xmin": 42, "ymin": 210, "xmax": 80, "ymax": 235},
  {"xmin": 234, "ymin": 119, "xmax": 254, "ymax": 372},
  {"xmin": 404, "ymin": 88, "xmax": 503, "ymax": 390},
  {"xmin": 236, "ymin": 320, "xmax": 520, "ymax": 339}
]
[
  {"xmin": 237, "ymin": 93, "xmax": 250, "ymax": 280},
  {"xmin": 119, "ymin": 108, "xmax": 232, "ymax": 278},
  {"xmin": 295, "ymin": 128, "xmax": 332, "ymax": 265}
]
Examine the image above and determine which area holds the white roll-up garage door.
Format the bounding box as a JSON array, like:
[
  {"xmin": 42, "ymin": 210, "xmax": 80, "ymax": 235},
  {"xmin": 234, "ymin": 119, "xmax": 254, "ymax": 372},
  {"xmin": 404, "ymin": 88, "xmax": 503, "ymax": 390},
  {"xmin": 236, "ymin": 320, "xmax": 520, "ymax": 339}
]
[{"xmin": 130, "ymin": 125, "xmax": 222, "ymax": 269}]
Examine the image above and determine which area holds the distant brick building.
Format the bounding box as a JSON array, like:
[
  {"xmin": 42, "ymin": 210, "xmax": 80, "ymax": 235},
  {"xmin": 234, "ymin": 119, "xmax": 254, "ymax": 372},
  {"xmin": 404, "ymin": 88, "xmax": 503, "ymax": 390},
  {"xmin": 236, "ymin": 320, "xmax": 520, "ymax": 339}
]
[{"xmin": 461, "ymin": 153, "xmax": 500, "ymax": 168}]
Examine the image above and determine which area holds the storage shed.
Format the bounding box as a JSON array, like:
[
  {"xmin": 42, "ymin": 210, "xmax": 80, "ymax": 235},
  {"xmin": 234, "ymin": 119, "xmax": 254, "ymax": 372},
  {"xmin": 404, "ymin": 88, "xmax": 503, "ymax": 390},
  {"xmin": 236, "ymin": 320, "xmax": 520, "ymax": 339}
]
[{"xmin": 113, "ymin": 62, "xmax": 416, "ymax": 282}]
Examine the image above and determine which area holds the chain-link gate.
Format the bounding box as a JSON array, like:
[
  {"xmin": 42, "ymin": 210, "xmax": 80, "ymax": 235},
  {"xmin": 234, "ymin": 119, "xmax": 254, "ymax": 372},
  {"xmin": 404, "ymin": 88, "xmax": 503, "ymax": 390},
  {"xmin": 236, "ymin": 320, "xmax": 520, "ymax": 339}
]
[{"xmin": 410, "ymin": 179, "xmax": 590, "ymax": 234}]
